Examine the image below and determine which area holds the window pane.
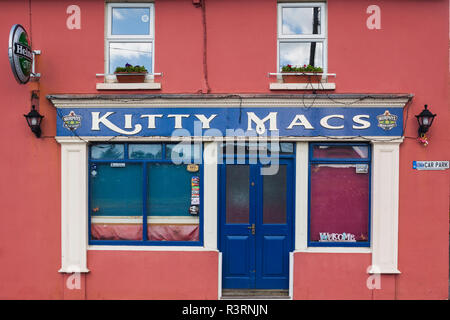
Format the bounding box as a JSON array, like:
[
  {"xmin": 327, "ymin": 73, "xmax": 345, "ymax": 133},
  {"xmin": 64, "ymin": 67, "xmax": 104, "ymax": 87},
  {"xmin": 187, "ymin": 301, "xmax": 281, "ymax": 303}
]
[
  {"xmin": 282, "ymin": 7, "xmax": 321, "ymax": 35},
  {"xmin": 221, "ymin": 142, "xmax": 294, "ymax": 156},
  {"xmin": 129, "ymin": 144, "xmax": 162, "ymax": 159},
  {"xmin": 267, "ymin": 142, "xmax": 295, "ymax": 155},
  {"xmin": 309, "ymin": 164, "xmax": 369, "ymax": 244},
  {"xmin": 279, "ymin": 42, "xmax": 323, "ymax": 70},
  {"xmin": 226, "ymin": 165, "xmax": 250, "ymax": 224},
  {"xmin": 109, "ymin": 42, "xmax": 152, "ymax": 74},
  {"xmin": 313, "ymin": 145, "xmax": 369, "ymax": 159},
  {"xmin": 90, "ymin": 163, "xmax": 143, "ymax": 240},
  {"xmin": 147, "ymin": 163, "xmax": 199, "ymax": 241},
  {"xmin": 91, "ymin": 144, "xmax": 124, "ymax": 160},
  {"xmin": 263, "ymin": 165, "xmax": 287, "ymax": 224},
  {"xmin": 148, "ymin": 163, "xmax": 196, "ymax": 217},
  {"xmin": 111, "ymin": 7, "xmax": 151, "ymax": 35},
  {"xmin": 166, "ymin": 143, "xmax": 201, "ymax": 163}
]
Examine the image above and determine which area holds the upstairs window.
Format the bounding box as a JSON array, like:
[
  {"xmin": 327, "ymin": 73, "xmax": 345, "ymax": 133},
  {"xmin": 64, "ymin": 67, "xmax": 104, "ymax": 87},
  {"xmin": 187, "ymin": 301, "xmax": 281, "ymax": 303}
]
[
  {"xmin": 277, "ymin": 2, "xmax": 327, "ymax": 73},
  {"xmin": 106, "ymin": 3, "xmax": 154, "ymax": 77}
]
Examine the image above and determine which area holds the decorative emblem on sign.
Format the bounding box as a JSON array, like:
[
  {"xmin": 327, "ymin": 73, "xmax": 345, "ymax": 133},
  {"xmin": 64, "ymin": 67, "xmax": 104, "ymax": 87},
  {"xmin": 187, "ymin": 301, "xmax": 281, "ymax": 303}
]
[
  {"xmin": 62, "ymin": 111, "xmax": 82, "ymax": 131},
  {"xmin": 8, "ymin": 24, "xmax": 33, "ymax": 84},
  {"xmin": 377, "ymin": 110, "xmax": 398, "ymax": 131}
]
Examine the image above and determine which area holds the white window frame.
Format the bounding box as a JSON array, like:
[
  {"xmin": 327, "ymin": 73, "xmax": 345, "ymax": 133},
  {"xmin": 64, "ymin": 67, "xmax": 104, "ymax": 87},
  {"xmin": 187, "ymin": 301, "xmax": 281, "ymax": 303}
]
[
  {"xmin": 105, "ymin": 2, "xmax": 155, "ymax": 82},
  {"xmin": 277, "ymin": 2, "xmax": 328, "ymax": 76}
]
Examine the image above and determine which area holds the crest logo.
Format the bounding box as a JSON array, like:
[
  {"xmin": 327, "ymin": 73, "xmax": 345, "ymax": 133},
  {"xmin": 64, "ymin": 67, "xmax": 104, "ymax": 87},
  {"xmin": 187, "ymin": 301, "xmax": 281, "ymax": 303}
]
[
  {"xmin": 377, "ymin": 110, "xmax": 398, "ymax": 130},
  {"xmin": 62, "ymin": 111, "xmax": 82, "ymax": 131}
]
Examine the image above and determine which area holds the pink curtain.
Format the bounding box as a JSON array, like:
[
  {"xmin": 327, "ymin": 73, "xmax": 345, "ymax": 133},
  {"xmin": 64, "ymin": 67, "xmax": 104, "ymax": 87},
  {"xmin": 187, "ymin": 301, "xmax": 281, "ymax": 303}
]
[
  {"xmin": 147, "ymin": 225, "xmax": 199, "ymax": 241},
  {"xmin": 91, "ymin": 224, "xmax": 199, "ymax": 241}
]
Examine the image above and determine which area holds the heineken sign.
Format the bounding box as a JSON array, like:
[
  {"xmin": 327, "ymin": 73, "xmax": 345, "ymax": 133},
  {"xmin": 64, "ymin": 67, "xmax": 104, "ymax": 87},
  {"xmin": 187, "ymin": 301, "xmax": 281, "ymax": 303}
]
[{"xmin": 8, "ymin": 24, "xmax": 33, "ymax": 84}]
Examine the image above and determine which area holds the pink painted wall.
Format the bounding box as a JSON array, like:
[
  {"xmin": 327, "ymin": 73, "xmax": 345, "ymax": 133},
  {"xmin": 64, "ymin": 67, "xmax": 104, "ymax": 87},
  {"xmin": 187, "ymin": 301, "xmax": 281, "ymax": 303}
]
[
  {"xmin": 86, "ymin": 251, "xmax": 218, "ymax": 300},
  {"xmin": 0, "ymin": 0, "xmax": 448, "ymax": 299}
]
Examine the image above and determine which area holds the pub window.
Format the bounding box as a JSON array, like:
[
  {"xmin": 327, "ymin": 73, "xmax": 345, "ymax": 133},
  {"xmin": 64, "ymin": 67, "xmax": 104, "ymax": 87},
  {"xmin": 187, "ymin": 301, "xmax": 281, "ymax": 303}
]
[
  {"xmin": 277, "ymin": 2, "xmax": 327, "ymax": 73},
  {"xmin": 105, "ymin": 3, "xmax": 154, "ymax": 78},
  {"xmin": 89, "ymin": 142, "xmax": 203, "ymax": 246},
  {"xmin": 308, "ymin": 143, "xmax": 371, "ymax": 247}
]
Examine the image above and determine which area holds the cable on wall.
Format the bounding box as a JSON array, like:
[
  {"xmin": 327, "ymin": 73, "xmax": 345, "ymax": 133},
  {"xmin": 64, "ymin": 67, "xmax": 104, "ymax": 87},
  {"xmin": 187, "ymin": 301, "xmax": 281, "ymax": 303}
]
[{"xmin": 194, "ymin": 0, "xmax": 211, "ymax": 94}]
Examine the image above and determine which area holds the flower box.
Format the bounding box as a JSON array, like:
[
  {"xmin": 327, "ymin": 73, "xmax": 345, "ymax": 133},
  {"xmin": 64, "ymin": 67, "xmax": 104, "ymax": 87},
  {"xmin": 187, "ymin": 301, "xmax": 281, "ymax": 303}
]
[
  {"xmin": 282, "ymin": 73, "xmax": 323, "ymax": 83},
  {"xmin": 280, "ymin": 64, "xmax": 324, "ymax": 84},
  {"xmin": 114, "ymin": 63, "xmax": 148, "ymax": 83},
  {"xmin": 115, "ymin": 73, "xmax": 147, "ymax": 83}
]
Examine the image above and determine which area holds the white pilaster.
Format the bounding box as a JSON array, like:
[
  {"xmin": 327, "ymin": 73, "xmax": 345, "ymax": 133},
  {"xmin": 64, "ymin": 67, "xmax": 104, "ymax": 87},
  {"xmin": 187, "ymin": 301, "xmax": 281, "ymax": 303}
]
[
  {"xmin": 203, "ymin": 141, "xmax": 219, "ymax": 250},
  {"xmin": 295, "ymin": 142, "xmax": 309, "ymax": 250},
  {"xmin": 369, "ymin": 141, "xmax": 401, "ymax": 274},
  {"xmin": 58, "ymin": 140, "xmax": 89, "ymax": 273}
]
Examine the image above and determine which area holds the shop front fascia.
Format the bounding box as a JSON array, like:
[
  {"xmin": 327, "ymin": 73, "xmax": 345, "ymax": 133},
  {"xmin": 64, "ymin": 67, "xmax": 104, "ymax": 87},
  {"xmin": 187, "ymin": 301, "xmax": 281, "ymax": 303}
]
[{"xmin": 48, "ymin": 94, "xmax": 412, "ymax": 295}]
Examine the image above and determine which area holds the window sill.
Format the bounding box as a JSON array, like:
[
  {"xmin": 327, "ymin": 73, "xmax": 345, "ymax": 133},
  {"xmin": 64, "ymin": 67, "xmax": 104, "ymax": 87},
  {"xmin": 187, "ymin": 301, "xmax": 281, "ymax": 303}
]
[
  {"xmin": 269, "ymin": 82, "xmax": 336, "ymax": 90},
  {"xmin": 96, "ymin": 82, "xmax": 161, "ymax": 90},
  {"xmin": 294, "ymin": 247, "xmax": 371, "ymax": 254},
  {"xmin": 88, "ymin": 245, "xmax": 218, "ymax": 252}
]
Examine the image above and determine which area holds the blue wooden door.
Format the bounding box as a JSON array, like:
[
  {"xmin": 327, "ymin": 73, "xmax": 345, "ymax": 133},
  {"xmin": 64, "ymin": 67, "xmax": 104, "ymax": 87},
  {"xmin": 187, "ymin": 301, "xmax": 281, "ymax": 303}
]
[{"xmin": 219, "ymin": 159, "xmax": 294, "ymax": 289}]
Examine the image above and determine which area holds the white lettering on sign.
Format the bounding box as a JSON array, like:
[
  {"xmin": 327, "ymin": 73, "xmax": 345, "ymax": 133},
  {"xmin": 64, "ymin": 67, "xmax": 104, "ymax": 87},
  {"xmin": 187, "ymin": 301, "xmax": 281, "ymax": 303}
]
[
  {"xmin": 413, "ymin": 161, "xmax": 449, "ymax": 170},
  {"xmin": 194, "ymin": 114, "xmax": 217, "ymax": 129},
  {"xmin": 320, "ymin": 115, "xmax": 345, "ymax": 130},
  {"xmin": 88, "ymin": 112, "xmax": 376, "ymax": 135},
  {"xmin": 247, "ymin": 112, "xmax": 278, "ymax": 135},
  {"xmin": 287, "ymin": 115, "xmax": 314, "ymax": 130},
  {"xmin": 352, "ymin": 115, "xmax": 371, "ymax": 129},
  {"xmin": 140, "ymin": 114, "xmax": 163, "ymax": 129},
  {"xmin": 91, "ymin": 112, "xmax": 142, "ymax": 135},
  {"xmin": 168, "ymin": 114, "xmax": 190, "ymax": 129}
]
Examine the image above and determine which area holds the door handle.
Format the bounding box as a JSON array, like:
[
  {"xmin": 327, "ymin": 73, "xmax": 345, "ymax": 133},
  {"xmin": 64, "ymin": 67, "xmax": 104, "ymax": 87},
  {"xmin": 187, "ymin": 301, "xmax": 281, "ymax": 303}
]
[{"xmin": 248, "ymin": 223, "xmax": 255, "ymax": 235}]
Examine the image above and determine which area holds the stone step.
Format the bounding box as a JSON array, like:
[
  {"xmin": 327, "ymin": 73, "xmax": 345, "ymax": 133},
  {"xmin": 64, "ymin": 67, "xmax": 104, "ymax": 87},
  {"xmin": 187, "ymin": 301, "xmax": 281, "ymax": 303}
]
[{"xmin": 221, "ymin": 289, "xmax": 289, "ymax": 299}]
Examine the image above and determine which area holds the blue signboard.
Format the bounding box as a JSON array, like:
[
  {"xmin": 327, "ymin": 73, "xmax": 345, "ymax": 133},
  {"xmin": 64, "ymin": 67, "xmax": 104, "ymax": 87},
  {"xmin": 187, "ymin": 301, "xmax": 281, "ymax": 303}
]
[{"xmin": 56, "ymin": 107, "xmax": 403, "ymax": 137}]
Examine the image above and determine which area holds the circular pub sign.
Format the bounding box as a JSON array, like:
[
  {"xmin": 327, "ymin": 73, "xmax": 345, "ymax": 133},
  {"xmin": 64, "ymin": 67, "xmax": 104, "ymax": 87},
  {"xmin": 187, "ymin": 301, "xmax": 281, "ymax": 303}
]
[{"xmin": 8, "ymin": 24, "xmax": 33, "ymax": 84}]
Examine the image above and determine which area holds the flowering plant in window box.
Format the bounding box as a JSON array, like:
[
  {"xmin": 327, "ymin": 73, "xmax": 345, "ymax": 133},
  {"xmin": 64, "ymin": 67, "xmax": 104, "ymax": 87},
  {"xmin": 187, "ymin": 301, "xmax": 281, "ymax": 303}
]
[
  {"xmin": 281, "ymin": 64, "xmax": 323, "ymax": 83},
  {"xmin": 114, "ymin": 63, "xmax": 148, "ymax": 83}
]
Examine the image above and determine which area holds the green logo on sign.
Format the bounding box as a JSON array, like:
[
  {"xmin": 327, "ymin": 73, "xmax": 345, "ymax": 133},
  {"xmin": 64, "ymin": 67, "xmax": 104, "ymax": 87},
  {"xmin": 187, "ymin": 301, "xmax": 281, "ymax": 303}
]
[
  {"xmin": 8, "ymin": 24, "xmax": 33, "ymax": 84},
  {"xmin": 377, "ymin": 110, "xmax": 398, "ymax": 131}
]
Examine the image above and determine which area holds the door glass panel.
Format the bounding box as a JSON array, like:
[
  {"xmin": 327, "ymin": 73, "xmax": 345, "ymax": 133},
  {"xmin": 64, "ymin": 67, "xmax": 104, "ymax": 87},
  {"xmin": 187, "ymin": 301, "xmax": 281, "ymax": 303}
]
[
  {"xmin": 226, "ymin": 165, "xmax": 249, "ymax": 224},
  {"xmin": 263, "ymin": 165, "xmax": 287, "ymax": 224}
]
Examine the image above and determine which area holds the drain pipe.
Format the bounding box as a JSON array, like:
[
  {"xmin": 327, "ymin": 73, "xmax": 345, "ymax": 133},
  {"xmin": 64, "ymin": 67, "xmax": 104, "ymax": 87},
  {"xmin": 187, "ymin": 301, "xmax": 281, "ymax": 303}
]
[{"xmin": 194, "ymin": 0, "xmax": 211, "ymax": 93}]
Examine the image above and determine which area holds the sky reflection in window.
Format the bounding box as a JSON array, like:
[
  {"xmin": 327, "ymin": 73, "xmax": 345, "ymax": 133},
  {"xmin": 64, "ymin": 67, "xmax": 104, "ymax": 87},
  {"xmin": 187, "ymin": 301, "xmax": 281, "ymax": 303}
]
[
  {"xmin": 112, "ymin": 7, "xmax": 150, "ymax": 35},
  {"xmin": 279, "ymin": 42, "xmax": 323, "ymax": 70},
  {"xmin": 282, "ymin": 7, "xmax": 321, "ymax": 35},
  {"xmin": 109, "ymin": 42, "xmax": 152, "ymax": 73}
]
